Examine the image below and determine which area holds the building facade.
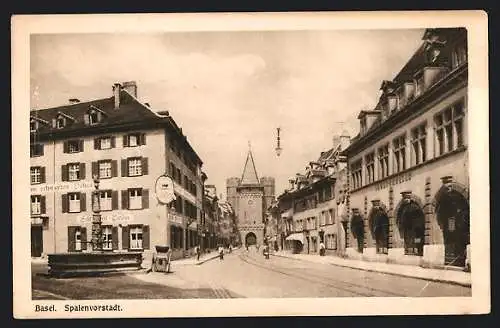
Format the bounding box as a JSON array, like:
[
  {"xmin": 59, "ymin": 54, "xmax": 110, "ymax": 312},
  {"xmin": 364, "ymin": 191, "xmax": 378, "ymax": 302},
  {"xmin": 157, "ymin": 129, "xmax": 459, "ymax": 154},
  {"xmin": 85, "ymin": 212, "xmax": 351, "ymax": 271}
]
[
  {"xmin": 30, "ymin": 81, "xmax": 204, "ymax": 261},
  {"xmin": 278, "ymin": 134, "xmax": 350, "ymax": 255},
  {"xmin": 343, "ymin": 28, "xmax": 470, "ymax": 270},
  {"xmin": 226, "ymin": 148, "xmax": 275, "ymax": 247}
]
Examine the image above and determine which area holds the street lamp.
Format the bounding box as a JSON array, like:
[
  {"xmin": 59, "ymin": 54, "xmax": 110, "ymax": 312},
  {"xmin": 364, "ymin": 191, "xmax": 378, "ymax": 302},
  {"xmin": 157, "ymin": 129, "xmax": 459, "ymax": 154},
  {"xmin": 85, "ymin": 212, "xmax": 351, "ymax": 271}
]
[{"xmin": 275, "ymin": 127, "xmax": 282, "ymax": 157}]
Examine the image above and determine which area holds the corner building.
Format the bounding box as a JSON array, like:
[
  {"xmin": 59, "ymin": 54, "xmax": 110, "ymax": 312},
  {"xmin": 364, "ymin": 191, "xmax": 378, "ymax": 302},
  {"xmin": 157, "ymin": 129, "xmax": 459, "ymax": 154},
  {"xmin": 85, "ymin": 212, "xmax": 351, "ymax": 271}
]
[
  {"xmin": 29, "ymin": 82, "xmax": 204, "ymax": 261},
  {"xmin": 226, "ymin": 148, "xmax": 275, "ymax": 247},
  {"xmin": 343, "ymin": 28, "xmax": 470, "ymax": 270}
]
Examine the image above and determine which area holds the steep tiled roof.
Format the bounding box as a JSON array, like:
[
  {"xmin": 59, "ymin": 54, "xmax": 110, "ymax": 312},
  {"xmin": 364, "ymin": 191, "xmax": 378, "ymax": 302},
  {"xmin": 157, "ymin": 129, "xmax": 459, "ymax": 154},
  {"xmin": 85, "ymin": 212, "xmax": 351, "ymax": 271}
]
[
  {"xmin": 30, "ymin": 90, "xmax": 161, "ymax": 135},
  {"xmin": 30, "ymin": 90, "xmax": 203, "ymax": 164},
  {"xmin": 240, "ymin": 149, "xmax": 260, "ymax": 185}
]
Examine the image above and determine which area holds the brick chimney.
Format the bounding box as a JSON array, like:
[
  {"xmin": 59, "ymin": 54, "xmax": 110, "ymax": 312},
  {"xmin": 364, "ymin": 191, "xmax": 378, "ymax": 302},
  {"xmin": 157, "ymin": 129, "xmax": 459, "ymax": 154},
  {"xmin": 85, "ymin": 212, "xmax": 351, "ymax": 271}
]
[
  {"xmin": 69, "ymin": 98, "xmax": 80, "ymax": 104},
  {"xmin": 122, "ymin": 81, "xmax": 137, "ymax": 98},
  {"xmin": 112, "ymin": 83, "xmax": 122, "ymax": 109}
]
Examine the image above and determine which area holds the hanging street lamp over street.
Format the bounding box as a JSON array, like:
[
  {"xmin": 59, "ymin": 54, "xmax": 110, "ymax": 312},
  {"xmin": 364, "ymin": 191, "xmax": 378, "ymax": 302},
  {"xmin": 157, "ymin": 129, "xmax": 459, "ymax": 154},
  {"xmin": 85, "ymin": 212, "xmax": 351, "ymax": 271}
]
[{"xmin": 275, "ymin": 127, "xmax": 282, "ymax": 157}]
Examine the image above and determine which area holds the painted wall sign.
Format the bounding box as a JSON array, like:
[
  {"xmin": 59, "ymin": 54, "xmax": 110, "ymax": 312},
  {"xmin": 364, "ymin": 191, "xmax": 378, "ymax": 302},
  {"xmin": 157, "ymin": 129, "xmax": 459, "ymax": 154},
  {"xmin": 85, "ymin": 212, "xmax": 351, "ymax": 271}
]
[
  {"xmin": 79, "ymin": 212, "xmax": 133, "ymax": 224},
  {"xmin": 155, "ymin": 175, "xmax": 176, "ymax": 205},
  {"xmin": 168, "ymin": 211, "xmax": 184, "ymax": 225},
  {"xmin": 30, "ymin": 181, "xmax": 95, "ymax": 194},
  {"xmin": 374, "ymin": 172, "xmax": 412, "ymax": 191},
  {"xmin": 173, "ymin": 181, "xmax": 196, "ymax": 204}
]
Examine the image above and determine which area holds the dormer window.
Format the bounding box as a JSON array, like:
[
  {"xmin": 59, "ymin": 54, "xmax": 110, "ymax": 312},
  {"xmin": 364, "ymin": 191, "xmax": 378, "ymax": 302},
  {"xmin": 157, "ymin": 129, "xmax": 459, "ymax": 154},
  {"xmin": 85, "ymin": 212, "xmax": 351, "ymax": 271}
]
[
  {"xmin": 57, "ymin": 117, "xmax": 65, "ymax": 129},
  {"xmin": 89, "ymin": 111, "xmax": 99, "ymax": 125},
  {"xmin": 30, "ymin": 120, "xmax": 37, "ymax": 132}
]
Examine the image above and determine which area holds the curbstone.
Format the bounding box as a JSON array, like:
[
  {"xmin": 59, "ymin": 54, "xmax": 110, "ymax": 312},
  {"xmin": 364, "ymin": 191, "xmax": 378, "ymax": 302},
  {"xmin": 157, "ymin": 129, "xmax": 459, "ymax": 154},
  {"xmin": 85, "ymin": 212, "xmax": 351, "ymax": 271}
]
[{"xmin": 270, "ymin": 253, "xmax": 471, "ymax": 288}]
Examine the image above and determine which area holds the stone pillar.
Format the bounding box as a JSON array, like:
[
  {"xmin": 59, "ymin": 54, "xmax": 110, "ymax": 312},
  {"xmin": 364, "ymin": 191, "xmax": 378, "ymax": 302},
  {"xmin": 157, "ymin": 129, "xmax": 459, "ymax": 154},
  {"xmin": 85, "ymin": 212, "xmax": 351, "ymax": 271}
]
[
  {"xmin": 363, "ymin": 196, "xmax": 369, "ymax": 249},
  {"xmin": 423, "ymin": 176, "xmax": 444, "ymax": 267},
  {"xmin": 388, "ymin": 187, "xmax": 395, "ymax": 249}
]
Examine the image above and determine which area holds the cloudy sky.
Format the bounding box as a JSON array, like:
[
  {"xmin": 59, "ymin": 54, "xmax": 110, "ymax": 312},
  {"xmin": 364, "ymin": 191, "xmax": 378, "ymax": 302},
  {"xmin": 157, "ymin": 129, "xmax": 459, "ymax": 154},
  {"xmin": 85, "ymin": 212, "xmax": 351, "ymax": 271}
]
[{"xmin": 30, "ymin": 29, "xmax": 424, "ymax": 198}]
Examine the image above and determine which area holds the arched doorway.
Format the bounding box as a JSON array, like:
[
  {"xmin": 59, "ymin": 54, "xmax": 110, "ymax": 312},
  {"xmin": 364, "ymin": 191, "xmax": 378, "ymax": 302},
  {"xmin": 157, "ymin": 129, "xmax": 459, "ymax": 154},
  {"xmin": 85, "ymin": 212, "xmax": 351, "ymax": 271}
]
[
  {"xmin": 351, "ymin": 214, "xmax": 364, "ymax": 253},
  {"xmin": 397, "ymin": 201, "xmax": 425, "ymax": 256},
  {"xmin": 436, "ymin": 189, "xmax": 470, "ymax": 267},
  {"xmin": 245, "ymin": 232, "xmax": 257, "ymax": 246},
  {"xmin": 370, "ymin": 208, "xmax": 389, "ymax": 254}
]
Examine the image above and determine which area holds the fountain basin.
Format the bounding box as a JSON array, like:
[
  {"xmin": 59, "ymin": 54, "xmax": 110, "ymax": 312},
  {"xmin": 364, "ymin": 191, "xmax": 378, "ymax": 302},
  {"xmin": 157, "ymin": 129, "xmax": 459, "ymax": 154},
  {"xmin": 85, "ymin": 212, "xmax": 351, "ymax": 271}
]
[{"xmin": 47, "ymin": 252, "xmax": 143, "ymax": 278}]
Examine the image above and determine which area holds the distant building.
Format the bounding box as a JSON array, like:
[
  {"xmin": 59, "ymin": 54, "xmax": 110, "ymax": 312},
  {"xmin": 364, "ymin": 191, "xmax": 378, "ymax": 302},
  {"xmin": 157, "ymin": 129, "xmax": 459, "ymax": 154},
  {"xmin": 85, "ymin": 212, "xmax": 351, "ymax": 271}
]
[
  {"xmin": 277, "ymin": 133, "xmax": 350, "ymax": 255},
  {"xmin": 201, "ymin": 183, "xmax": 220, "ymax": 251},
  {"xmin": 226, "ymin": 147, "xmax": 275, "ymax": 247},
  {"xmin": 29, "ymin": 81, "xmax": 204, "ymax": 261},
  {"xmin": 342, "ymin": 28, "xmax": 469, "ymax": 270}
]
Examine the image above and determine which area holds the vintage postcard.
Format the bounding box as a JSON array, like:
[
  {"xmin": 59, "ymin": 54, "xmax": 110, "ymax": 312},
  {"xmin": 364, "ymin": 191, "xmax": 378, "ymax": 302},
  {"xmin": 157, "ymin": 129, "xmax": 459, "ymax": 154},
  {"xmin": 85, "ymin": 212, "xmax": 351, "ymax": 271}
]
[{"xmin": 12, "ymin": 11, "xmax": 490, "ymax": 318}]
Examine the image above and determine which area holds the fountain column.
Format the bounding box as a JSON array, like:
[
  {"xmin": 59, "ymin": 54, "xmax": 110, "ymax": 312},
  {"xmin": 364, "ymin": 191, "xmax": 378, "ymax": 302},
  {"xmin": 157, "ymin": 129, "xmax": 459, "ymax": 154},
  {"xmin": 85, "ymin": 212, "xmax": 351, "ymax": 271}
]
[{"xmin": 91, "ymin": 175, "xmax": 103, "ymax": 252}]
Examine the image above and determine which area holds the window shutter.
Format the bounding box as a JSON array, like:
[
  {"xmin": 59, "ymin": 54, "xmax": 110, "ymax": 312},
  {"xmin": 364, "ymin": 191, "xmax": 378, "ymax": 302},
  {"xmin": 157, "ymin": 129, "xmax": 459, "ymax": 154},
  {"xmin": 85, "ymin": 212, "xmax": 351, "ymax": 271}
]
[
  {"xmin": 142, "ymin": 189, "xmax": 149, "ymax": 209},
  {"xmin": 61, "ymin": 194, "xmax": 68, "ymax": 213},
  {"xmin": 68, "ymin": 226, "xmax": 76, "ymax": 252},
  {"xmin": 111, "ymin": 160, "xmax": 118, "ymax": 177},
  {"xmin": 52, "ymin": 118, "xmax": 57, "ymax": 128},
  {"xmin": 61, "ymin": 165, "xmax": 67, "ymax": 182},
  {"xmin": 79, "ymin": 140, "xmax": 84, "ymax": 152},
  {"xmin": 122, "ymin": 226, "xmax": 130, "ymax": 250},
  {"xmin": 94, "ymin": 138, "xmax": 100, "ymax": 150},
  {"xmin": 84, "ymin": 114, "xmax": 90, "ymax": 125},
  {"xmin": 63, "ymin": 141, "xmax": 69, "ymax": 153},
  {"xmin": 121, "ymin": 190, "xmax": 129, "ymax": 209},
  {"xmin": 40, "ymin": 167, "xmax": 46, "ymax": 183},
  {"xmin": 112, "ymin": 190, "xmax": 118, "ymax": 210},
  {"xmin": 80, "ymin": 163, "xmax": 86, "ymax": 180},
  {"xmin": 39, "ymin": 144, "xmax": 44, "ymax": 156},
  {"xmin": 121, "ymin": 159, "xmax": 127, "ymax": 177},
  {"xmin": 141, "ymin": 133, "xmax": 147, "ymax": 145},
  {"xmin": 81, "ymin": 227, "xmax": 87, "ymax": 250},
  {"xmin": 112, "ymin": 226, "xmax": 118, "ymax": 250},
  {"xmin": 123, "ymin": 135, "xmax": 129, "ymax": 147},
  {"xmin": 92, "ymin": 161, "xmax": 98, "ymax": 178},
  {"xmin": 111, "ymin": 136, "xmax": 116, "ymax": 148},
  {"xmin": 40, "ymin": 195, "xmax": 46, "ymax": 214},
  {"xmin": 143, "ymin": 225, "xmax": 150, "ymax": 250},
  {"xmin": 141, "ymin": 157, "xmax": 148, "ymax": 175},
  {"xmin": 80, "ymin": 192, "xmax": 86, "ymax": 212}
]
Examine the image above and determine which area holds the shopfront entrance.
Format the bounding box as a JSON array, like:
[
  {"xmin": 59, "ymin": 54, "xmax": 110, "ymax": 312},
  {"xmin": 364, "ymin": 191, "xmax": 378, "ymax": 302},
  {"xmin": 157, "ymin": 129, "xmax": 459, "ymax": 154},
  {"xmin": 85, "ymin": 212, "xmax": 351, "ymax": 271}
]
[
  {"xmin": 31, "ymin": 225, "xmax": 43, "ymax": 257},
  {"xmin": 397, "ymin": 200, "xmax": 425, "ymax": 256},
  {"xmin": 351, "ymin": 214, "xmax": 364, "ymax": 253},
  {"xmin": 436, "ymin": 190, "xmax": 470, "ymax": 267}
]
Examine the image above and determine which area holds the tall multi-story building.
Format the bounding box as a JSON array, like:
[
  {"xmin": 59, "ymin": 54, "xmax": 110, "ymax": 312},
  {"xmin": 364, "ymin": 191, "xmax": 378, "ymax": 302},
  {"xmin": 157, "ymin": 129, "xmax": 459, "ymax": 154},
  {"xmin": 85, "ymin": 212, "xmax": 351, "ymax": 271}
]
[
  {"xmin": 278, "ymin": 133, "xmax": 350, "ymax": 254},
  {"xmin": 29, "ymin": 81, "xmax": 204, "ymax": 261},
  {"xmin": 226, "ymin": 147, "xmax": 275, "ymax": 247},
  {"xmin": 342, "ymin": 28, "xmax": 469, "ymax": 270}
]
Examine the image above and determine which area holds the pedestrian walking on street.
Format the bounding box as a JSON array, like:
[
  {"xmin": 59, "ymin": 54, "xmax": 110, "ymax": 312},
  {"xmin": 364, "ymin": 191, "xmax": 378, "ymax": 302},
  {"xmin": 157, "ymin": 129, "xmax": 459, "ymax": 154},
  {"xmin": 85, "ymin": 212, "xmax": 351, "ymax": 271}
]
[
  {"xmin": 196, "ymin": 245, "xmax": 201, "ymax": 261},
  {"xmin": 218, "ymin": 245, "xmax": 224, "ymax": 260},
  {"xmin": 319, "ymin": 241, "xmax": 326, "ymax": 256}
]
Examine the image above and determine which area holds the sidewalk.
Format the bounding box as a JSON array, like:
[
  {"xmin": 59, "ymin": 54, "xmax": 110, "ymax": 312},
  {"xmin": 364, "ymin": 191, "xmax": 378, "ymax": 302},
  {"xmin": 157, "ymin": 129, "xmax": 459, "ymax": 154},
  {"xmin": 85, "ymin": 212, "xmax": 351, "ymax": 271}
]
[
  {"xmin": 172, "ymin": 247, "xmax": 240, "ymax": 266},
  {"xmin": 272, "ymin": 251, "xmax": 471, "ymax": 287}
]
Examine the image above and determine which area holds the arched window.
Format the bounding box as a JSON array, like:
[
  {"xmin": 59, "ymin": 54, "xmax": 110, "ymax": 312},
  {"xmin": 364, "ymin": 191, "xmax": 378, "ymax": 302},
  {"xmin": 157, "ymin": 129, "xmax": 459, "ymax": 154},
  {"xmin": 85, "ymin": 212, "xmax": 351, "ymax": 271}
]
[{"xmin": 398, "ymin": 201, "xmax": 425, "ymax": 256}]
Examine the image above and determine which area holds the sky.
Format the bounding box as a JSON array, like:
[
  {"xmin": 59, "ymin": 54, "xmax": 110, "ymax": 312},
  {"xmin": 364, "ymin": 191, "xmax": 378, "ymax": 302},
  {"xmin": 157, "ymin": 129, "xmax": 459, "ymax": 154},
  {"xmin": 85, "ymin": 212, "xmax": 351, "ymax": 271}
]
[{"xmin": 30, "ymin": 29, "xmax": 424, "ymax": 199}]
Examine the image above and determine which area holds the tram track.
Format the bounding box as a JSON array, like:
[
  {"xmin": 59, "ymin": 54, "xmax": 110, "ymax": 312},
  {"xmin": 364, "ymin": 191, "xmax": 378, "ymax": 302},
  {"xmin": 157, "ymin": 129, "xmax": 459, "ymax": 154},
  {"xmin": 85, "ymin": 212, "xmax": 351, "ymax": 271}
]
[{"xmin": 238, "ymin": 253, "xmax": 407, "ymax": 297}]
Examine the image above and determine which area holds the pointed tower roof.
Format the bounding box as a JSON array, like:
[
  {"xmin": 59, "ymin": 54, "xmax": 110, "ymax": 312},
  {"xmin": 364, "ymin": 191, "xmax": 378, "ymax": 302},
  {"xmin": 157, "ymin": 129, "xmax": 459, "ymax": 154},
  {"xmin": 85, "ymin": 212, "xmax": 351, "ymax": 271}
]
[{"xmin": 241, "ymin": 143, "xmax": 260, "ymax": 185}]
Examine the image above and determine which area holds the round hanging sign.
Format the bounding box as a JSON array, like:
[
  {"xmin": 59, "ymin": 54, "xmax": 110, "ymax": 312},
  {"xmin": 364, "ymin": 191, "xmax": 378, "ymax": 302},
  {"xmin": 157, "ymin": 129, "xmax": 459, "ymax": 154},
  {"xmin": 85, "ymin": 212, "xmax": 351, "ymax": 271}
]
[{"xmin": 155, "ymin": 175, "xmax": 176, "ymax": 205}]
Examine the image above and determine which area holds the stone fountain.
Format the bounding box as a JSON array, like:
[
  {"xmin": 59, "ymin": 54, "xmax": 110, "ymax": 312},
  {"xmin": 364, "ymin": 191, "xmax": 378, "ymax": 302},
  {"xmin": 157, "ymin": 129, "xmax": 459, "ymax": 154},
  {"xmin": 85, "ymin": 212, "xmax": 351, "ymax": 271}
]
[{"xmin": 47, "ymin": 175, "xmax": 143, "ymax": 277}]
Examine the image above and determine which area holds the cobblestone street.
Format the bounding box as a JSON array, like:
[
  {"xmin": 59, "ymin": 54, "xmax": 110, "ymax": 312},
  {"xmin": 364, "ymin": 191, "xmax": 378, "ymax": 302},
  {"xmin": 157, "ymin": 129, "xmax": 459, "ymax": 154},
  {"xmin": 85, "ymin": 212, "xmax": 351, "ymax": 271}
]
[{"xmin": 32, "ymin": 248, "xmax": 471, "ymax": 299}]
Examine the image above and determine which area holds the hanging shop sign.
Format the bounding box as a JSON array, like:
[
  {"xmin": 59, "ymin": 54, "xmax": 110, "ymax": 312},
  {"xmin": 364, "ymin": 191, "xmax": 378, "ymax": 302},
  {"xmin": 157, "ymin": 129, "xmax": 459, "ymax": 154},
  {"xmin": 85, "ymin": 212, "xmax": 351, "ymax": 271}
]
[{"xmin": 155, "ymin": 175, "xmax": 176, "ymax": 205}]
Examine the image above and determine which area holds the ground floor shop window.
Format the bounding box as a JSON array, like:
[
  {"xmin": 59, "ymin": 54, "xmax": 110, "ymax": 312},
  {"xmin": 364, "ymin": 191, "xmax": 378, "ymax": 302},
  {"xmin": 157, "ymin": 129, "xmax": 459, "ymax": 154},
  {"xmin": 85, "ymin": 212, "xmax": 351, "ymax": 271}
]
[
  {"xmin": 325, "ymin": 234, "xmax": 337, "ymax": 250},
  {"xmin": 130, "ymin": 226, "xmax": 143, "ymax": 250}
]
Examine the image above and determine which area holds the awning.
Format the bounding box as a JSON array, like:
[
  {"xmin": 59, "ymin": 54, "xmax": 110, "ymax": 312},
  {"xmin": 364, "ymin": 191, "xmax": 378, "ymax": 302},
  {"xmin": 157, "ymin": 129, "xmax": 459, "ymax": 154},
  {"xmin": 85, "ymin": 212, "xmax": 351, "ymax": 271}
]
[{"xmin": 286, "ymin": 233, "xmax": 304, "ymax": 244}]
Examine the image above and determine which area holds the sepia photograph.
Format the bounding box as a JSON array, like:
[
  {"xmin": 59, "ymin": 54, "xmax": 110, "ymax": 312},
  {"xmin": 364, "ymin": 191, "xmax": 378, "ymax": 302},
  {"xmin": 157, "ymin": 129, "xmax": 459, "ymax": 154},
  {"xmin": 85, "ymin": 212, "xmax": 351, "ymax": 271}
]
[{"xmin": 12, "ymin": 11, "xmax": 489, "ymax": 318}]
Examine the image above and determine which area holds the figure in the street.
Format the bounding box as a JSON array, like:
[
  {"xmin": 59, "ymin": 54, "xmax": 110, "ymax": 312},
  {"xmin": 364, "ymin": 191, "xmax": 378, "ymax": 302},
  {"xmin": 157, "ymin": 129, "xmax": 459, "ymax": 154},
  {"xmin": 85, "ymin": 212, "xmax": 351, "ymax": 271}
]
[
  {"xmin": 196, "ymin": 245, "xmax": 201, "ymax": 261},
  {"xmin": 319, "ymin": 241, "xmax": 326, "ymax": 256},
  {"xmin": 263, "ymin": 244, "xmax": 270, "ymax": 259},
  {"xmin": 229, "ymin": 244, "xmax": 233, "ymax": 254},
  {"xmin": 218, "ymin": 245, "xmax": 224, "ymax": 260}
]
